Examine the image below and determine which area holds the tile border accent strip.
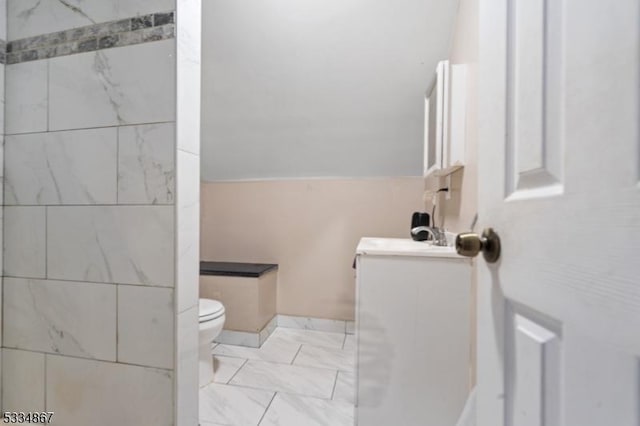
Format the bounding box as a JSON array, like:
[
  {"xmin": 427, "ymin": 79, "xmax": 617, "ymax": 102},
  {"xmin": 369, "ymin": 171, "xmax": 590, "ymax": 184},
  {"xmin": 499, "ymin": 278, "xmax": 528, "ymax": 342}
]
[{"xmin": 6, "ymin": 11, "xmax": 175, "ymax": 64}]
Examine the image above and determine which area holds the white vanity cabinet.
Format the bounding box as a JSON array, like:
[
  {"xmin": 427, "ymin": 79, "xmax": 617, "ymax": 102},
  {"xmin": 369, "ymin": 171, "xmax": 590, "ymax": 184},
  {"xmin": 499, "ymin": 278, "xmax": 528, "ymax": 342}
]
[
  {"xmin": 424, "ymin": 60, "xmax": 468, "ymax": 177},
  {"xmin": 355, "ymin": 238, "xmax": 471, "ymax": 426}
]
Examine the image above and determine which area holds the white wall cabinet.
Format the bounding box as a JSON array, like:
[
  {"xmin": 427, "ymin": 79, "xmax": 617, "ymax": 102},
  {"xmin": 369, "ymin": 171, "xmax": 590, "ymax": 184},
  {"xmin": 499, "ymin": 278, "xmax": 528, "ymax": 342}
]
[{"xmin": 424, "ymin": 60, "xmax": 467, "ymax": 177}]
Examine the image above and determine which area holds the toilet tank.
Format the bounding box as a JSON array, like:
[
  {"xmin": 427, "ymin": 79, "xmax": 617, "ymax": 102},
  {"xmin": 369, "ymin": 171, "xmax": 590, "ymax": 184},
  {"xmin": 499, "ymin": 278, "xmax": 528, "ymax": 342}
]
[{"xmin": 355, "ymin": 238, "xmax": 472, "ymax": 426}]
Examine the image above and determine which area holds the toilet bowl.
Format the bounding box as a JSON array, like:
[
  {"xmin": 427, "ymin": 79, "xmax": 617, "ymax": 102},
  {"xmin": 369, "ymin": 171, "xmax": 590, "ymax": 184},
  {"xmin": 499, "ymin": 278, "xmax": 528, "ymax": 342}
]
[{"xmin": 198, "ymin": 298, "xmax": 226, "ymax": 387}]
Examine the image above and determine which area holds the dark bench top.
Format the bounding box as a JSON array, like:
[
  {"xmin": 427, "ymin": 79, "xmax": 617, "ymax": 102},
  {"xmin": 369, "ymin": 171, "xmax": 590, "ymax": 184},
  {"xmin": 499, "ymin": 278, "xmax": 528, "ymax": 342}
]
[{"xmin": 200, "ymin": 261, "xmax": 278, "ymax": 278}]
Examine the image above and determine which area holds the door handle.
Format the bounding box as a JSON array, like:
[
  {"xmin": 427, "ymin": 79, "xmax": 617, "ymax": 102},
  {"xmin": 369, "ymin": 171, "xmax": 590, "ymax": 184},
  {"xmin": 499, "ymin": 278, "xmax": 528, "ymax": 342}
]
[{"xmin": 455, "ymin": 228, "xmax": 501, "ymax": 263}]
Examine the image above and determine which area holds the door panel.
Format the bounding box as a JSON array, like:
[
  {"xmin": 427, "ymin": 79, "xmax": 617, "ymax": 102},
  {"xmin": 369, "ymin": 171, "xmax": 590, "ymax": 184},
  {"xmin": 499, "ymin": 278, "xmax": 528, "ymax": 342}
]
[
  {"xmin": 478, "ymin": 0, "xmax": 640, "ymax": 425},
  {"xmin": 505, "ymin": 305, "xmax": 561, "ymax": 426},
  {"xmin": 563, "ymin": 0, "xmax": 640, "ymax": 193},
  {"xmin": 563, "ymin": 333, "xmax": 640, "ymax": 425},
  {"xmin": 506, "ymin": 0, "xmax": 564, "ymax": 197}
]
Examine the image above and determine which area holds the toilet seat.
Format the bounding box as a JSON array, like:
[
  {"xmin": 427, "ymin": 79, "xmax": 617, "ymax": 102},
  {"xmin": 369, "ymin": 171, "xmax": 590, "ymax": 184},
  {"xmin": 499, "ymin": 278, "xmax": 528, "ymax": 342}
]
[{"xmin": 199, "ymin": 298, "xmax": 225, "ymax": 323}]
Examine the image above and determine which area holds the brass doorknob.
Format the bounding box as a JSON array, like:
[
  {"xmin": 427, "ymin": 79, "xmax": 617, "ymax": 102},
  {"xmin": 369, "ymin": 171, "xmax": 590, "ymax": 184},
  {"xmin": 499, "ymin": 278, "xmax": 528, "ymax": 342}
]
[{"xmin": 455, "ymin": 228, "xmax": 501, "ymax": 263}]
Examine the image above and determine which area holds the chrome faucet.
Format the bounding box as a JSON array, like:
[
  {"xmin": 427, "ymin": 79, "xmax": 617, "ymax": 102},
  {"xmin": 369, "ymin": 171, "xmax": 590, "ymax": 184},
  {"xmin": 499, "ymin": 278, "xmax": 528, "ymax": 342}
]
[{"xmin": 410, "ymin": 226, "xmax": 448, "ymax": 246}]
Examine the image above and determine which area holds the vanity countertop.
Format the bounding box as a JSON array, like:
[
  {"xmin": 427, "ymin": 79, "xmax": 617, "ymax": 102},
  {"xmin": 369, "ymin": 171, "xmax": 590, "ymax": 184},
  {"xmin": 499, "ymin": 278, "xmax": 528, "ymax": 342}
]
[{"xmin": 356, "ymin": 236, "xmax": 464, "ymax": 259}]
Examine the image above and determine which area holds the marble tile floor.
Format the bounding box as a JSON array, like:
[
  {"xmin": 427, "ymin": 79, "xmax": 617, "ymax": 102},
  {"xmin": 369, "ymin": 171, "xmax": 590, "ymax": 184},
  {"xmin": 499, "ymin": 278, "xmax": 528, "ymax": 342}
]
[{"xmin": 200, "ymin": 327, "xmax": 355, "ymax": 426}]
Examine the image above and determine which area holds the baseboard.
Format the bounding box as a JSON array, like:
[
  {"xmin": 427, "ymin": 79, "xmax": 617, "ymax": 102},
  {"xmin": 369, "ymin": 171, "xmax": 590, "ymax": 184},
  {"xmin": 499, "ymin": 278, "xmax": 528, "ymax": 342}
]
[
  {"xmin": 277, "ymin": 314, "xmax": 355, "ymax": 335},
  {"xmin": 214, "ymin": 315, "xmax": 355, "ymax": 348},
  {"xmin": 214, "ymin": 315, "xmax": 278, "ymax": 348}
]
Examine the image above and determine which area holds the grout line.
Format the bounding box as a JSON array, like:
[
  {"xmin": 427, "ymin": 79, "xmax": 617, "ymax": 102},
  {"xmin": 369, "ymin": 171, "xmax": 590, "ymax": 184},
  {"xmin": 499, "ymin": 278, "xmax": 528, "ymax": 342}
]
[
  {"xmin": 1, "ymin": 116, "xmax": 4, "ymax": 386},
  {"xmin": 330, "ymin": 370, "xmax": 339, "ymax": 400},
  {"xmin": 115, "ymin": 125, "xmax": 120, "ymax": 204},
  {"xmin": 1, "ymin": 346, "xmax": 174, "ymax": 372},
  {"xmin": 226, "ymin": 358, "xmax": 248, "ymax": 384},
  {"xmin": 223, "ymin": 357, "xmax": 340, "ymax": 374},
  {"xmin": 211, "ymin": 355, "xmax": 291, "ymax": 367},
  {"xmin": 290, "ymin": 344, "xmax": 303, "ymax": 365},
  {"xmin": 115, "ymin": 284, "xmax": 119, "ymax": 363},
  {"xmin": 224, "ymin": 382, "xmax": 336, "ymax": 402},
  {"xmin": 341, "ymin": 334, "xmax": 347, "ymax": 350},
  {"xmin": 2, "ymin": 275, "xmax": 174, "ymax": 289},
  {"xmin": 257, "ymin": 392, "xmax": 278, "ymax": 426},
  {"xmin": 44, "ymin": 206, "xmax": 48, "ymax": 279},
  {"xmin": 3, "ymin": 202, "xmax": 175, "ymax": 207},
  {"xmin": 44, "ymin": 355, "xmax": 48, "ymax": 410},
  {"xmin": 4, "ymin": 120, "xmax": 176, "ymax": 137},
  {"xmin": 46, "ymin": 59, "xmax": 50, "ymax": 132}
]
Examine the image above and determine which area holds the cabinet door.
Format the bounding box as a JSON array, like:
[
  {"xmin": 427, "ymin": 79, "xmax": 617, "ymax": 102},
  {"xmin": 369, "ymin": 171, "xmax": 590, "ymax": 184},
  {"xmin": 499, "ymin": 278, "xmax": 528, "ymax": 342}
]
[
  {"xmin": 444, "ymin": 64, "xmax": 467, "ymax": 171},
  {"xmin": 424, "ymin": 60, "xmax": 449, "ymax": 177},
  {"xmin": 356, "ymin": 254, "xmax": 471, "ymax": 426}
]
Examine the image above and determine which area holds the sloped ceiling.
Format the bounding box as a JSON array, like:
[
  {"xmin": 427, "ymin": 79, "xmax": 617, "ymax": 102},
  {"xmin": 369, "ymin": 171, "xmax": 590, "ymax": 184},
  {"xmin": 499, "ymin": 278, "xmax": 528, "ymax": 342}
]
[{"xmin": 201, "ymin": 0, "xmax": 459, "ymax": 181}]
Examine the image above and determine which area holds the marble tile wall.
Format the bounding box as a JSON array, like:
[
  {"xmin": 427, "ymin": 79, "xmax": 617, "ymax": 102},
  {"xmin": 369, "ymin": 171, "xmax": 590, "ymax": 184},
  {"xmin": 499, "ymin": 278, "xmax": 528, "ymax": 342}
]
[
  {"xmin": 3, "ymin": 206, "xmax": 46, "ymax": 278},
  {"xmin": 8, "ymin": 0, "xmax": 175, "ymax": 40},
  {"xmin": 46, "ymin": 206, "xmax": 174, "ymax": 286},
  {"xmin": 4, "ymin": 278, "xmax": 117, "ymax": 359},
  {"xmin": 175, "ymin": 0, "xmax": 202, "ymax": 423},
  {"xmin": 48, "ymin": 40, "xmax": 175, "ymax": 130},
  {"xmin": 1, "ymin": 1, "xmax": 200, "ymax": 424},
  {"xmin": 2, "ymin": 349, "xmax": 45, "ymax": 412},
  {"xmin": 0, "ymin": 0, "xmax": 6, "ymax": 409},
  {"xmin": 46, "ymin": 355, "xmax": 173, "ymax": 425},
  {"xmin": 5, "ymin": 128, "xmax": 118, "ymax": 204},
  {"xmin": 5, "ymin": 60, "xmax": 47, "ymax": 133}
]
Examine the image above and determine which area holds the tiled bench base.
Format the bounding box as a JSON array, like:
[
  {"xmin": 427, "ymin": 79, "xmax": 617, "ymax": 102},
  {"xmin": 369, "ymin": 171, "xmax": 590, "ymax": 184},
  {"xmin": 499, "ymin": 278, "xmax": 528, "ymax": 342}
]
[
  {"xmin": 200, "ymin": 261, "xmax": 355, "ymax": 348},
  {"xmin": 214, "ymin": 315, "xmax": 278, "ymax": 348},
  {"xmin": 200, "ymin": 262, "xmax": 278, "ymax": 348},
  {"xmin": 200, "ymin": 269, "xmax": 278, "ymax": 332}
]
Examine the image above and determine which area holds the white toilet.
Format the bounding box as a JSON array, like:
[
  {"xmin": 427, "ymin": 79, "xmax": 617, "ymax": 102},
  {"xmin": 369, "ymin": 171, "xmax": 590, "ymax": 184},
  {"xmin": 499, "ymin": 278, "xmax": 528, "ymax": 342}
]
[{"xmin": 198, "ymin": 298, "xmax": 226, "ymax": 387}]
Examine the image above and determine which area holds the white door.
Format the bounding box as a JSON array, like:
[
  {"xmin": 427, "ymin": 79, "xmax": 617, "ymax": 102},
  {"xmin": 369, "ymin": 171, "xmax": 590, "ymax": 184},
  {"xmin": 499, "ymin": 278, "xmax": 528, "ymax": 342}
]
[{"xmin": 476, "ymin": 0, "xmax": 640, "ymax": 425}]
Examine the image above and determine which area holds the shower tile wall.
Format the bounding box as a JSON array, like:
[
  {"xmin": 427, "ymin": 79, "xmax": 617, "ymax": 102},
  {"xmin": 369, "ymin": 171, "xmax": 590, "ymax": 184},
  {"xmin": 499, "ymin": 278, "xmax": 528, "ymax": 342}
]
[
  {"xmin": 0, "ymin": 0, "xmax": 6, "ymax": 408},
  {"xmin": 1, "ymin": 0, "xmax": 200, "ymax": 424},
  {"xmin": 175, "ymin": 0, "xmax": 202, "ymax": 423}
]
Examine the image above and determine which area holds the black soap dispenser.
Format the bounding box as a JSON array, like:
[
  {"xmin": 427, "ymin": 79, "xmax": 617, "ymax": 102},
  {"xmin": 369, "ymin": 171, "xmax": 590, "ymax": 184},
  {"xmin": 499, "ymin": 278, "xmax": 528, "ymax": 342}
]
[{"xmin": 410, "ymin": 212, "xmax": 431, "ymax": 241}]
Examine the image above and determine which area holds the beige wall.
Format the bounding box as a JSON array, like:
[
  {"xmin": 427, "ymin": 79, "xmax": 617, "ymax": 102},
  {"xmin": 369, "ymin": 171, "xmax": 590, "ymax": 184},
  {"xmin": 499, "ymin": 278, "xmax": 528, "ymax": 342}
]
[
  {"xmin": 429, "ymin": 0, "xmax": 479, "ymax": 387},
  {"xmin": 427, "ymin": 0, "xmax": 478, "ymax": 233},
  {"xmin": 201, "ymin": 177, "xmax": 425, "ymax": 321}
]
